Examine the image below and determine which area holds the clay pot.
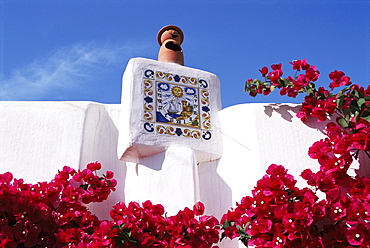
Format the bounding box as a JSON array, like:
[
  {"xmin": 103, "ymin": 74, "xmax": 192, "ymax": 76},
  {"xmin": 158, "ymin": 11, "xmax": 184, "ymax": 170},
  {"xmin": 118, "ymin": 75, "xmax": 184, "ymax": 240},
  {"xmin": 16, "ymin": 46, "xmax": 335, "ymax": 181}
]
[{"xmin": 157, "ymin": 25, "xmax": 184, "ymax": 66}]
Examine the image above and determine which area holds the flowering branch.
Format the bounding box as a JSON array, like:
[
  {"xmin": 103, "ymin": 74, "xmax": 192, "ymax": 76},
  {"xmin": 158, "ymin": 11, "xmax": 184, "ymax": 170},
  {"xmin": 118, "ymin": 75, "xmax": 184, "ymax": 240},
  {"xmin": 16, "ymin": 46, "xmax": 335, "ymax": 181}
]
[
  {"xmin": 219, "ymin": 60, "xmax": 370, "ymax": 247},
  {"xmin": 245, "ymin": 60, "xmax": 370, "ymax": 163}
]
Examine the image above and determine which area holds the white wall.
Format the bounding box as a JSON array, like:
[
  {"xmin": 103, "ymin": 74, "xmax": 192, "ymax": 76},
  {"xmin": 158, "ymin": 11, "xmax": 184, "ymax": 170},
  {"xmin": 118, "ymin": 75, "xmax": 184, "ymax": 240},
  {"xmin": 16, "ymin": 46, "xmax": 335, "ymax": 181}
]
[
  {"xmin": 0, "ymin": 101, "xmax": 125, "ymax": 220},
  {"xmin": 1, "ymin": 101, "xmax": 334, "ymax": 247},
  {"xmin": 215, "ymin": 103, "xmax": 326, "ymax": 210}
]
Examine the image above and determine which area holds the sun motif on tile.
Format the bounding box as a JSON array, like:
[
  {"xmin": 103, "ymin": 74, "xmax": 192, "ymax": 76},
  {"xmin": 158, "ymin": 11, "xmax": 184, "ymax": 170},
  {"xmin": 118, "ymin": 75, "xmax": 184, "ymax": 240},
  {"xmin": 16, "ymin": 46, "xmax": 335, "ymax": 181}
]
[{"xmin": 171, "ymin": 86, "xmax": 183, "ymax": 97}]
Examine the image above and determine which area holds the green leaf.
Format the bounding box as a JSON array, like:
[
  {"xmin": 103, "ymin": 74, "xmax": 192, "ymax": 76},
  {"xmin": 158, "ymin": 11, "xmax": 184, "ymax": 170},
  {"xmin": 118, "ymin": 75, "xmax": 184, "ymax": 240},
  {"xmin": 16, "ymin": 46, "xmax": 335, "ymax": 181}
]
[
  {"xmin": 351, "ymin": 90, "xmax": 360, "ymax": 98},
  {"xmin": 336, "ymin": 90, "xmax": 343, "ymax": 98},
  {"xmin": 342, "ymin": 86, "xmax": 351, "ymax": 92},
  {"xmin": 279, "ymin": 78, "xmax": 289, "ymax": 87},
  {"xmin": 345, "ymin": 112, "xmax": 351, "ymax": 122},
  {"xmin": 354, "ymin": 111, "xmax": 360, "ymax": 123},
  {"xmin": 362, "ymin": 108, "xmax": 370, "ymax": 117},
  {"xmin": 240, "ymin": 236, "xmax": 251, "ymax": 246},
  {"xmin": 236, "ymin": 225, "xmax": 246, "ymax": 235},
  {"xmin": 222, "ymin": 220, "xmax": 231, "ymax": 229},
  {"xmin": 358, "ymin": 98, "xmax": 366, "ymax": 108},
  {"xmin": 308, "ymin": 82, "xmax": 316, "ymax": 89},
  {"xmin": 79, "ymin": 184, "xmax": 88, "ymax": 190},
  {"xmin": 338, "ymin": 117, "xmax": 349, "ymax": 128},
  {"xmin": 307, "ymin": 88, "xmax": 314, "ymax": 97},
  {"xmin": 343, "ymin": 108, "xmax": 351, "ymax": 117},
  {"xmin": 336, "ymin": 96, "xmax": 344, "ymax": 108},
  {"xmin": 350, "ymin": 99, "xmax": 360, "ymax": 113}
]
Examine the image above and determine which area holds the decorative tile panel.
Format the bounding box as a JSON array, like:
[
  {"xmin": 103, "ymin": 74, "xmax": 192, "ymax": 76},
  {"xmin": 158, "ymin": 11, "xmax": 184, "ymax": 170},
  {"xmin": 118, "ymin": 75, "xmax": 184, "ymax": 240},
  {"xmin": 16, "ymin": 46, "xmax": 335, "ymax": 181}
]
[
  {"xmin": 142, "ymin": 69, "xmax": 213, "ymax": 141},
  {"xmin": 118, "ymin": 58, "xmax": 222, "ymax": 163}
]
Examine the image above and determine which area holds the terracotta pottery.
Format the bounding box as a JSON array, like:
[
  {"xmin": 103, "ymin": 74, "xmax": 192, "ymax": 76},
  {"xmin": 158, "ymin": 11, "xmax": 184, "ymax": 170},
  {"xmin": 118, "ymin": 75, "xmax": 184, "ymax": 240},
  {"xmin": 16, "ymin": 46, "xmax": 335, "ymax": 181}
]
[{"xmin": 157, "ymin": 25, "xmax": 184, "ymax": 66}]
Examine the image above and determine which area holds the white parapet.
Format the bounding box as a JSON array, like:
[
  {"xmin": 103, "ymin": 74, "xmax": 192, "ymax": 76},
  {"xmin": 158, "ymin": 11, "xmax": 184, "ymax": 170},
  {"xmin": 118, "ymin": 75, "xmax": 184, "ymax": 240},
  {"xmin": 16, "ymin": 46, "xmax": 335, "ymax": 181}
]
[
  {"xmin": 0, "ymin": 101, "xmax": 88, "ymax": 182},
  {"xmin": 117, "ymin": 58, "xmax": 223, "ymax": 163},
  {"xmin": 0, "ymin": 101, "xmax": 125, "ymax": 219},
  {"xmin": 0, "ymin": 101, "xmax": 124, "ymax": 180},
  {"xmin": 2, "ymin": 99, "xmax": 343, "ymax": 246},
  {"xmin": 124, "ymin": 145, "xmax": 200, "ymax": 216}
]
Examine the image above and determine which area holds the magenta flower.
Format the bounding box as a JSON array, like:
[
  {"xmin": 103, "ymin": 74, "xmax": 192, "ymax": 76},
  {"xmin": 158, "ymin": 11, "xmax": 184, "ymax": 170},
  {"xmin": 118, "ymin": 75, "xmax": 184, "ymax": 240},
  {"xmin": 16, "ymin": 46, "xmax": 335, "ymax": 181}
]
[
  {"xmin": 87, "ymin": 161, "xmax": 102, "ymax": 171},
  {"xmin": 259, "ymin": 66, "xmax": 268, "ymax": 77},
  {"xmin": 268, "ymin": 69, "xmax": 283, "ymax": 84},
  {"xmin": 193, "ymin": 201, "xmax": 205, "ymax": 216},
  {"xmin": 346, "ymin": 224, "xmax": 367, "ymax": 246},
  {"xmin": 329, "ymin": 70, "xmax": 351, "ymax": 89}
]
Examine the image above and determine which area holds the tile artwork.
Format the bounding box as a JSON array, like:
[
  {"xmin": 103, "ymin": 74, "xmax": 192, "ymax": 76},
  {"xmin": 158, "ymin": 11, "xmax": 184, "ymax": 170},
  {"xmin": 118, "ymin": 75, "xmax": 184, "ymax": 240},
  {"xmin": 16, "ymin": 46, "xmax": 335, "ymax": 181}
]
[{"xmin": 142, "ymin": 69, "xmax": 212, "ymax": 141}]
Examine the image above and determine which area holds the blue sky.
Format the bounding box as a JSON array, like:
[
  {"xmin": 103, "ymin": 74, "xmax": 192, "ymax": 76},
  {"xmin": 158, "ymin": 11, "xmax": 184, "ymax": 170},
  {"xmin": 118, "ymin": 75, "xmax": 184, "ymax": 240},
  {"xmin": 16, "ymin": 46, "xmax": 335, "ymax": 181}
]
[{"xmin": 1, "ymin": 1, "xmax": 369, "ymax": 108}]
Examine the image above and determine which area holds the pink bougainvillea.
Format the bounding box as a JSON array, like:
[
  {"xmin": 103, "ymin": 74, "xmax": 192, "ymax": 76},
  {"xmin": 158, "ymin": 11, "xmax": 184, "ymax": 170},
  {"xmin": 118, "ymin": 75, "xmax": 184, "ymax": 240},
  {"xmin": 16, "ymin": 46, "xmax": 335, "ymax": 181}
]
[
  {"xmin": 221, "ymin": 60, "xmax": 370, "ymax": 247},
  {"xmin": 0, "ymin": 163, "xmax": 220, "ymax": 247},
  {"xmin": 0, "ymin": 162, "xmax": 117, "ymax": 247}
]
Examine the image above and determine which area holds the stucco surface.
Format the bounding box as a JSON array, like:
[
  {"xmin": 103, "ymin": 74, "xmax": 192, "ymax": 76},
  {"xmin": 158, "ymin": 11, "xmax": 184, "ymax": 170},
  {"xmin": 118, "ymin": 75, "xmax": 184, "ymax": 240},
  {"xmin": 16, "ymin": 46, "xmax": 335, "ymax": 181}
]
[
  {"xmin": 0, "ymin": 101, "xmax": 125, "ymax": 219},
  {"xmin": 1, "ymin": 101, "xmax": 336, "ymax": 247}
]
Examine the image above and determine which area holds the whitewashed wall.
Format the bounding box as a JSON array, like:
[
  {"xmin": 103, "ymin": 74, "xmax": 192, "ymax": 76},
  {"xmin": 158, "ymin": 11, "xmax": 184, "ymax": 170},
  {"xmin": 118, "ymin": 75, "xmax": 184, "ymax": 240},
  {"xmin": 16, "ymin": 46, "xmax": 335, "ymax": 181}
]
[
  {"xmin": 0, "ymin": 100, "xmax": 334, "ymax": 247},
  {"xmin": 0, "ymin": 101, "xmax": 125, "ymax": 219},
  {"xmin": 3, "ymin": 57, "xmax": 353, "ymax": 247}
]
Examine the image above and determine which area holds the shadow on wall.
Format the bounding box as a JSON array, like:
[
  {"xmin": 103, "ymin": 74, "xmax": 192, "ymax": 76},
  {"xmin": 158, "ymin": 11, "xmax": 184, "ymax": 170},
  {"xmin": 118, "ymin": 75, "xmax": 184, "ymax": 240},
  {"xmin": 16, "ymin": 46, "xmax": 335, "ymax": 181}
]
[
  {"xmin": 264, "ymin": 103, "xmax": 301, "ymax": 122},
  {"xmin": 264, "ymin": 103, "xmax": 370, "ymax": 178},
  {"xmin": 140, "ymin": 151, "xmax": 165, "ymax": 171},
  {"xmin": 198, "ymin": 159, "xmax": 238, "ymax": 248},
  {"xmin": 132, "ymin": 147, "xmax": 233, "ymax": 216},
  {"xmin": 264, "ymin": 103, "xmax": 329, "ymax": 130},
  {"xmin": 78, "ymin": 103, "xmax": 127, "ymax": 220},
  {"xmin": 357, "ymin": 151, "xmax": 370, "ymax": 177},
  {"xmin": 197, "ymin": 160, "xmax": 232, "ymax": 218},
  {"xmin": 134, "ymin": 146, "xmax": 203, "ymax": 216}
]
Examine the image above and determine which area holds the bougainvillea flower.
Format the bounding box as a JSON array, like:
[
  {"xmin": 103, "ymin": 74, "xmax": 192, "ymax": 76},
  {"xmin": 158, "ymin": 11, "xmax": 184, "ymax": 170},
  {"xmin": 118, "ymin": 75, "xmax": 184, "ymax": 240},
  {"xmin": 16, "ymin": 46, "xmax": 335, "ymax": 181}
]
[
  {"xmin": 259, "ymin": 66, "xmax": 268, "ymax": 77},
  {"xmin": 223, "ymin": 225, "xmax": 239, "ymax": 239},
  {"xmin": 305, "ymin": 66, "xmax": 320, "ymax": 81},
  {"xmin": 193, "ymin": 202, "xmax": 205, "ymax": 216},
  {"xmin": 329, "ymin": 70, "xmax": 352, "ymax": 89},
  {"xmin": 289, "ymin": 59, "xmax": 310, "ymax": 71},
  {"xmin": 87, "ymin": 161, "xmax": 102, "ymax": 171},
  {"xmin": 268, "ymin": 70, "xmax": 283, "ymax": 84},
  {"xmin": 346, "ymin": 224, "xmax": 366, "ymax": 246},
  {"xmin": 308, "ymin": 139, "xmax": 333, "ymax": 160},
  {"xmin": 271, "ymin": 63, "xmax": 282, "ymax": 71}
]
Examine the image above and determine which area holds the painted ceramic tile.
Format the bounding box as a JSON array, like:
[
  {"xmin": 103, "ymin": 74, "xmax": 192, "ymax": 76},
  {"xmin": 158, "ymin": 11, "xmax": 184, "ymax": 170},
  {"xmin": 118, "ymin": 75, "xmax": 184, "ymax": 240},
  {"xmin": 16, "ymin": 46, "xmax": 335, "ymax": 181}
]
[{"xmin": 143, "ymin": 69, "xmax": 212, "ymax": 141}]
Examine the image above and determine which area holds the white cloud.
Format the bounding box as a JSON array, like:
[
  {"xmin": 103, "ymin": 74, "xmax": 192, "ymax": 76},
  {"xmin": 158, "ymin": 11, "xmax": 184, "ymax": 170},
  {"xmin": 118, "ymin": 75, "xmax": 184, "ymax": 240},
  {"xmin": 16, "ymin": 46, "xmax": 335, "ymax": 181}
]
[{"xmin": 0, "ymin": 42, "xmax": 149, "ymax": 100}]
